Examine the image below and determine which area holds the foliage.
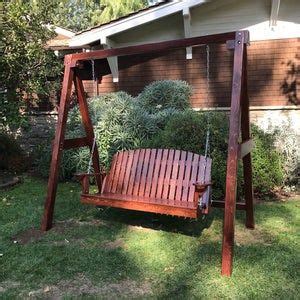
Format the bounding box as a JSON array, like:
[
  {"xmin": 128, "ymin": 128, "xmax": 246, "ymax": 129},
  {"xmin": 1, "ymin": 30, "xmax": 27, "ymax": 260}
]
[
  {"xmin": 53, "ymin": 0, "xmax": 148, "ymax": 32},
  {"xmin": 0, "ymin": 176, "xmax": 299, "ymax": 298},
  {"xmin": 37, "ymin": 79, "xmax": 285, "ymax": 197},
  {"xmin": 0, "ymin": 0, "xmax": 62, "ymax": 129},
  {"xmin": 145, "ymin": 110, "xmax": 284, "ymax": 198},
  {"xmin": 37, "ymin": 80, "xmax": 189, "ymax": 179},
  {"xmin": 137, "ymin": 80, "xmax": 192, "ymax": 113},
  {"xmin": 0, "ymin": 132, "xmax": 28, "ymax": 173}
]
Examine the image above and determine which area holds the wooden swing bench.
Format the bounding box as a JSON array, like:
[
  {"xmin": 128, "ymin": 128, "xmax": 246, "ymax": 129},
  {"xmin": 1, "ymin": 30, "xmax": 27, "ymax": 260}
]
[
  {"xmin": 76, "ymin": 148, "xmax": 212, "ymax": 218},
  {"xmin": 41, "ymin": 31, "xmax": 255, "ymax": 276}
]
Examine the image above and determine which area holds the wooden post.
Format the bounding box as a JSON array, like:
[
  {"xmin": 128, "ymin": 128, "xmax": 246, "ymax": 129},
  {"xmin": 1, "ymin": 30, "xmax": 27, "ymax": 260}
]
[
  {"xmin": 241, "ymin": 47, "xmax": 255, "ymax": 229},
  {"xmin": 73, "ymin": 72, "xmax": 102, "ymax": 192},
  {"xmin": 41, "ymin": 55, "xmax": 74, "ymax": 231},
  {"xmin": 221, "ymin": 32, "xmax": 245, "ymax": 276}
]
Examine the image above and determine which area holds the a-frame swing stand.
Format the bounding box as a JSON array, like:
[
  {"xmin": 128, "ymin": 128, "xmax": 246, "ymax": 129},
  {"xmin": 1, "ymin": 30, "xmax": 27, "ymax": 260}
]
[{"xmin": 41, "ymin": 31, "xmax": 255, "ymax": 276}]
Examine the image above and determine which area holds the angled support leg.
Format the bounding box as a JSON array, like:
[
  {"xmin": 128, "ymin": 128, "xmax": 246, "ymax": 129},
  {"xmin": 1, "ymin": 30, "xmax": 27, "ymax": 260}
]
[
  {"xmin": 41, "ymin": 55, "xmax": 74, "ymax": 231},
  {"xmin": 221, "ymin": 32, "xmax": 245, "ymax": 276},
  {"xmin": 241, "ymin": 47, "xmax": 255, "ymax": 229},
  {"xmin": 73, "ymin": 72, "xmax": 102, "ymax": 192}
]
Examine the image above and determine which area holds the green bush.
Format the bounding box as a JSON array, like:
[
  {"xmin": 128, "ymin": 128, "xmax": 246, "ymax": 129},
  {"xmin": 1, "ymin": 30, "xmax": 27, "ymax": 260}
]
[
  {"xmin": 137, "ymin": 80, "xmax": 192, "ymax": 113},
  {"xmin": 37, "ymin": 79, "xmax": 285, "ymax": 197},
  {"xmin": 0, "ymin": 132, "xmax": 28, "ymax": 173},
  {"xmin": 145, "ymin": 110, "xmax": 284, "ymax": 198}
]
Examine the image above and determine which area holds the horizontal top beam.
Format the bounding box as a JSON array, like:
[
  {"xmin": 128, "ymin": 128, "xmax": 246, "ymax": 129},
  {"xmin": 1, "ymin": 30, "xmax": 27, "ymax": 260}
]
[{"xmin": 67, "ymin": 31, "xmax": 249, "ymax": 67}]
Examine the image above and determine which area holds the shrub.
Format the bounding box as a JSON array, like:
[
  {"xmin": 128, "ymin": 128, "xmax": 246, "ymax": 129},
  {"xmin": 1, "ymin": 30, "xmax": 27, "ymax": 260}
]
[
  {"xmin": 145, "ymin": 110, "xmax": 284, "ymax": 198},
  {"xmin": 137, "ymin": 80, "xmax": 192, "ymax": 113},
  {"xmin": 0, "ymin": 132, "xmax": 28, "ymax": 173},
  {"xmin": 251, "ymin": 125, "xmax": 284, "ymax": 195}
]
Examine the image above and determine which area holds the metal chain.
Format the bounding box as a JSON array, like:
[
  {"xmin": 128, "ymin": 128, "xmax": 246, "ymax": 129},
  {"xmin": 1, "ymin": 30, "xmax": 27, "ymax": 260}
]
[
  {"xmin": 199, "ymin": 44, "xmax": 212, "ymax": 208},
  {"xmin": 204, "ymin": 44, "xmax": 211, "ymax": 159},
  {"xmin": 87, "ymin": 59, "xmax": 97, "ymax": 174}
]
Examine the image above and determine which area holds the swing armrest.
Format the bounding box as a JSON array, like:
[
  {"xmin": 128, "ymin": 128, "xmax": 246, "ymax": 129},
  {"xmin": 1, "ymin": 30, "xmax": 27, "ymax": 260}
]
[
  {"xmin": 193, "ymin": 182, "xmax": 212, "ymax": 192},
  {"xmin": 74, "ymin": 172, "xmax": 106, "ymax": 194}
]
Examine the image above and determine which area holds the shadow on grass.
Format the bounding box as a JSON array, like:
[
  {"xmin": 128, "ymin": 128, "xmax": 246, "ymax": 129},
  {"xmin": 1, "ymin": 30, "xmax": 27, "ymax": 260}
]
[{"xmin": 93, "ymin": 206, "xmax": 215, "ymax": 237}]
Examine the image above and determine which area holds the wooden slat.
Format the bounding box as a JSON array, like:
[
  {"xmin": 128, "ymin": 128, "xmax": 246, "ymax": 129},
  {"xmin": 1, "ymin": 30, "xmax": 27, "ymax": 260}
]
[
  {"xmin": 162, "ymin": 149, "xmax": 174, "ymax": 200},
  {"xmin": 168, "ymin": 150, "xmax": 180, "ymax": 202},
  {"xmin": 188, "ymin": 154, "xmax": 200, "ymax": 202},
  {"xmin": 81, "ymin": 194, "xmax": 198, "ymax": 218},
  {"xmin": 175, "ymin": 151, "xmax": 186, "ymax": 201},
  {"xmin": 133, "ymin": 149, "xmax": 145, "ymax": 196},
  {"xmin": 181, "ymin": 152, "xmax": 193, "ymax": 202},
  {"xmin": 139, "ymin": 149, "xmax": 151, "ymax": 196},
  {"xmin": 156, "ymin": 149, "xmax": 169, "ymax": 200},
  {"xmin": 111, "ymin": 151, "xmax": 124, "ymax": 193},
  {"xmin": 127, "ymin": 149, "xmax": 140, "ymax": 195},
  {"xmin": 144, "ymin": 149, "xmax": 156, "ymax": 198},
  {"xmin": 104, "ymin": 153, "xmax": 119, "ymax": 193},
  {"xmin": 122, "ymin": 150, "xmax": 134, "ymax": 194},
  {"xmin": 150, "ymin": 149, "xmax": 162, "ymax": 198},
  {"xmin": 116, "ymin": 151, "xmax": 128, "ymax": 194}
]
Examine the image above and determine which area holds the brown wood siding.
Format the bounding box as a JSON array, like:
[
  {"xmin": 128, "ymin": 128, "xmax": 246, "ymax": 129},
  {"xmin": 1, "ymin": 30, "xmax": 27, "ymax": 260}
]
[{"xmin": 82, "ymin": 38, "xmax": 299, "ymax": 107}]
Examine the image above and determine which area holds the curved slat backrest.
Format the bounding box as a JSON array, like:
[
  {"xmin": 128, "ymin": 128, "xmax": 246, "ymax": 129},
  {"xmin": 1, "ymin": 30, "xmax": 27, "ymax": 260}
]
[{"xmin": 103, "ymin": 149, "xmax": 211, "ymax": 203}]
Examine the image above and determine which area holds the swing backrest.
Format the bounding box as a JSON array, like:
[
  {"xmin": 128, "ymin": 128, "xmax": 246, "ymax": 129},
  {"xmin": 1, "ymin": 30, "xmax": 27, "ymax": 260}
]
[{"xmin": 102, "ymin": 148, "xmax": 211, "ymax": 204}]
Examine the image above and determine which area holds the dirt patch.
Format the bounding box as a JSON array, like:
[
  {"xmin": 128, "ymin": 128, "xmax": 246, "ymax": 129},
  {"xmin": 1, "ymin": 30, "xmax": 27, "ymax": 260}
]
[
  {"xmin": 102, "ymin": 239, "xmax": 126, "ymax": 250},
  {"xmin": 23, "ymin": 274, "xmax": 152, "ymax": 299},
  {"xmin": 11, "ymin": 228, "xmax": 45, "ymax": 245},
  {"xmin": 235, "ymin": 227, "xmax": 273, "ymax": 246}
]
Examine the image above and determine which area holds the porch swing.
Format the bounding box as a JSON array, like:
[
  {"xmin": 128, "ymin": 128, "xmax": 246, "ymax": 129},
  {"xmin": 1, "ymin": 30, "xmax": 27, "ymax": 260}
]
[
  {"xmin": 75, "ymin": 45, "xmax": 212, "ymax": 218},
  {"xmin": 41, "ymin": 31, "xmax": 255, "ymax": 276}
]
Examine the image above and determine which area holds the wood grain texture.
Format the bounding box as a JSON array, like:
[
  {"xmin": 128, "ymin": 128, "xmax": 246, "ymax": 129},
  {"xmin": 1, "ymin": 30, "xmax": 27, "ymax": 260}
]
[{"xmin": 81, "ymin": 148, "xmax": 211, "ymax": 218}]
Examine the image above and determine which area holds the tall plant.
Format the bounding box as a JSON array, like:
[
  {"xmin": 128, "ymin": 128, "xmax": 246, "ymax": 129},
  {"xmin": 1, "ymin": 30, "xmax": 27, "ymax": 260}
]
[{"xmin": 0, "ymin": 0, "xmax": 62, "ymax": 129}]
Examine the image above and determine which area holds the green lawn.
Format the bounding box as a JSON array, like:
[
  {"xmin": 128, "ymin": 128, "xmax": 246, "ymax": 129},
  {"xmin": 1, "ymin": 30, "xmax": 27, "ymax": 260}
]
[{"xmin": 0, "ymin": 176, "xmax": 299, "ymax": 299}]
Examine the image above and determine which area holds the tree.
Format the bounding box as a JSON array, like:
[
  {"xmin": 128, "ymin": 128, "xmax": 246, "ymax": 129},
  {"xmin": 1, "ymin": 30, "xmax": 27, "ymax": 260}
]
[
  {"xmin": 0, "ymin": 0, "xmax": 62, "ymax": 129},
  {"xmin": 53, "ymin": 0, "xmax": 148, "ymax": 32}
]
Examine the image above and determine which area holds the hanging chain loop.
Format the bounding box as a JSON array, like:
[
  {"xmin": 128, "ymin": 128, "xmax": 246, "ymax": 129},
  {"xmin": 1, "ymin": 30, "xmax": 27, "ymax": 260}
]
[{"xmin": 87, "ymin": 59, "xmax": 97, "ymax": 174}]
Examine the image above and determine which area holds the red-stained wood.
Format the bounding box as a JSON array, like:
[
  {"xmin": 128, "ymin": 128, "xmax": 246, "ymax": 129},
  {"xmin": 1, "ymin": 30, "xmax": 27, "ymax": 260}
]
[
  {"xmin": 74, "ymin": 73, "xmax": 102, "ymax": 192},
  {"xmin": 81, "ymin": 193, "xmax": 198, "ymax": 218},
  {"xmin": 150, "ymin": 149, "xmax": 162, "ymax": 199},
  {"xmin": 69, "ymin": 32, "xmax": 242, "ymax": 67},
  {"xmin": 162, "ymin": 149, "xmax": 174, "ymax": 200},
  {"xmin": 127, "ymin": 149, "xmax": 140, "ymax": 195},
  {"xmin": 175, "ymin": 151, "xmax": 187, "ymax": 202},
  {"xmin": 139, "ymin": 149, "xmax": 151, "ymax": 196},
  {"xmin": 80, "ymin": 149, "xmax": 210, "ymax": 218},
  {"xmin": 221, "ymin": 31, "xmax": 246, "ymax": 277},
  {"xmin": 156, "ymin": 149, "xmax": 169, "ymax": 200},
  {"xmin": 241, "ymin": 46, "xmax": 255, "ymax": 229},
  {"xmin": 41, "ymin": 56, "xmax": 74, "ymax": 231},
  {"xmin": 168, "ymin": 150, "xmax": 181, "ymax": 202},
  {"xmin": 144, "ymin": 149, "xmax": 156, "ymax": 198},
  {"xmin": 122, "ymin": 151, "xmax": 134, "ymax": 194}
]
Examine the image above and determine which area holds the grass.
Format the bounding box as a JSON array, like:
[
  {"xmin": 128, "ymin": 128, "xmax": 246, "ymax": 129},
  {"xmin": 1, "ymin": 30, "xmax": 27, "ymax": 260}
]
[{"xmin": 0, "ymin": 176, "xmax": 299, "ymax": 298}]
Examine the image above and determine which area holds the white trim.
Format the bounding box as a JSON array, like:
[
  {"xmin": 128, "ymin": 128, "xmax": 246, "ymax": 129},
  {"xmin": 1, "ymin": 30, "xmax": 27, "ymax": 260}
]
[
  {"xmin": 193, "ymin": 106, "xmax": 300, "ymax": 112},
  {"xmin": 183, "ymin": 7, "xmax": 192, "ymax": 59},
  {"xmin": 102, "ymin": 38, "xmax": 119, "ymax": 83},
  {"xmin": 70, "ymin": 0, "xmax": 207, "ymax": 47},
  {"xmin": 270, "ymin": 0, "xmax": 281, "ymax": 27},
  {"xmin": 46, "ymin": 24, "xmax": 75, "ymax": 37}
]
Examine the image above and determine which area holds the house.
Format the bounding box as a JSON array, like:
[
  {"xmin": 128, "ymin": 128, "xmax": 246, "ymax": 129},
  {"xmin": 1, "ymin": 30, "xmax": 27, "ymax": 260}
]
[{"xmin": 57, "ymin": 0, "xmax": 299, "ymax": 134}]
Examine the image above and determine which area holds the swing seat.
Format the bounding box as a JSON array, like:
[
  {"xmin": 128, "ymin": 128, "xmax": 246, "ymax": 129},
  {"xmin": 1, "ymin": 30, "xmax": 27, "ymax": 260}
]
[{"xmin": 77, "ymin": 148, "xmax": 212, "ymax": 218}]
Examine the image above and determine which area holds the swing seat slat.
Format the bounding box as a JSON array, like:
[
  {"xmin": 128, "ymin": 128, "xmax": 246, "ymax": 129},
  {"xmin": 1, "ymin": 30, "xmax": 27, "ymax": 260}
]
[{"xmin": 78, "ymin": 148, "xmax": 212, "ymax": 218}]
